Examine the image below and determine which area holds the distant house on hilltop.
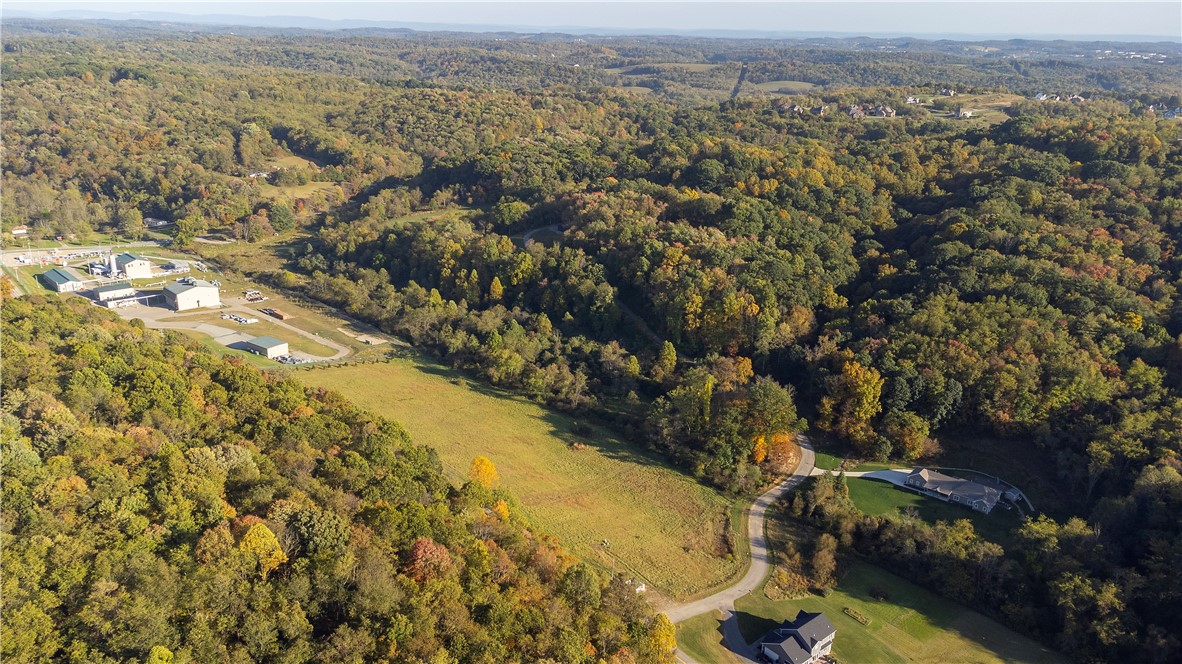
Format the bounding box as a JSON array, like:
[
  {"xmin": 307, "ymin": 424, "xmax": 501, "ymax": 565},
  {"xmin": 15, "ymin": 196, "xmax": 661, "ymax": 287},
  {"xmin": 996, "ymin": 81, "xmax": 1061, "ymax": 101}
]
[
  {"xmin": 905, "ymin": 468, "xmax": 1002, "ymax": 513},
  {"xmin": 847, "ymin": 104, "xmax": 866, "ymax": 119},
  {"xmin": 810, "ymin": 105, "xmax": 826, "ymax": 117},
  {"xmin": 957, "ymin": 108, "xmax": 974, "ymax": 118},
  {"xmin": 872, "ymin": 105, "xmax": 896, "ymax": 117},
  {"xmin": 760, "ymin": 611, "xmax": 836, "ymax": 664}
]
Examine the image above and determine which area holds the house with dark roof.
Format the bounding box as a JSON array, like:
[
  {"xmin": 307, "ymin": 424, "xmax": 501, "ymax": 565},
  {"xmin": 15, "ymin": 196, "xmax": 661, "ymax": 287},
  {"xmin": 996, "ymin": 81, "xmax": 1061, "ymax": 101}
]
[
  {"xmin": 904, "ymin": 468, "xmax": 1001, "ymax": 513},
  {"xmin": 39, "ymin": 267, "xmax": 85, "ymax": 293},
  {"xmin": 759, "ymin": 611, "xmax": 835, "ymax": 664}
]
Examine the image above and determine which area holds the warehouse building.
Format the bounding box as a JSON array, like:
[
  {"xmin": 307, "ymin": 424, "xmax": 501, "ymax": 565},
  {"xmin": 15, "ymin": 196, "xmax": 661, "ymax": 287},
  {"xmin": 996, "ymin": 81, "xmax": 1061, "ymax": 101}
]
[
  {"xmin": 113, "ymin": 253, "xmax": 153, "ymax": 279},
  {"xmin": 244, "ymin": 336, "xmax": 289, "ymax": 359},
  {"xmin": 39, "ymin": 267, "xmax": 85, "ymax": 293},
  {"xmin": 92, "ymin": 283, "xmax": 137, "ymax": 302},
  {"xmin": 162, "ymin": 278, "xmax": 221, "ymax": 311}
]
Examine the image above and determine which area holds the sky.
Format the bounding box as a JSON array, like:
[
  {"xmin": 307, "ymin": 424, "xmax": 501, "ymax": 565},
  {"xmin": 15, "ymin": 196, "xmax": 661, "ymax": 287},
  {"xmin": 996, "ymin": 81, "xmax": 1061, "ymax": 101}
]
[{"xmin": 5, "ymin": 1, "xmax": 1181, "ymax": 41}]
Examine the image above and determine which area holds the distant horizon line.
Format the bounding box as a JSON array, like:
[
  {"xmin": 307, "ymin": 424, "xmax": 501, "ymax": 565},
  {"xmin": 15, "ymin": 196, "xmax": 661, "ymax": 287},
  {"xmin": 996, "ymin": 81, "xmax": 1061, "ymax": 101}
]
[{"xmin": 4, "ymin": 9, "xmax": 1179, "ymax": 43}]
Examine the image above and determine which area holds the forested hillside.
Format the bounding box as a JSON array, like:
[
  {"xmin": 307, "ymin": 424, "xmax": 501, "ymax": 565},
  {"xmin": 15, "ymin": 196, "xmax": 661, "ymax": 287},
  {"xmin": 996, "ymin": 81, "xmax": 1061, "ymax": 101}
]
[
  {"xmin": 3, "ymin": 23, "xmax": 1182, "ymax": 663},
  {"xmin": 0, "ymin": 295, "xmax": 665, "ymax": 663}
]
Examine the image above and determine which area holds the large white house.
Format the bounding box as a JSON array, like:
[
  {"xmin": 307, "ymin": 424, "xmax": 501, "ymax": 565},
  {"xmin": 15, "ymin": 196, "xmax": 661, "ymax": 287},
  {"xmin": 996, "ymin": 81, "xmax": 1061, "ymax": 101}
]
[
  {"xmin": 162, "ymin": 278, "xmax": 221, "ymax": 311},
  {"xmin": 114, "ymin": 252, "xmax": 153, "ymax": 279},
  {"xmin": 760, "ymin": 611, "xmax": 836, "ymax": 664}
]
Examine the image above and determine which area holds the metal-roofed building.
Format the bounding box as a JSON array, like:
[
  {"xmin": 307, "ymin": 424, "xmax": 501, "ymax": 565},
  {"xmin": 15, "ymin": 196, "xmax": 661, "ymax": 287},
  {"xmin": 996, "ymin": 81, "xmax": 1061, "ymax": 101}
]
[
  {"xmin": 39, "ymin": 267, "xmax": 85, "ymax": 293},
  {"xmin": 162, "ymin": 278, "xmax": 221, "ymax": 311},
  {"xmin": 244, "ymin": 336, "xmax": 288, "ymax": 359}
]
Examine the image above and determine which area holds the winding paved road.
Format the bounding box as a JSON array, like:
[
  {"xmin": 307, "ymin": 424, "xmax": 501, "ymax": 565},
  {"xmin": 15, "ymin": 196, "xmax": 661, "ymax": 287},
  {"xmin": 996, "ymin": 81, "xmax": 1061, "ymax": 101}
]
[{"xmin": 666, "ymin": 436, "xmax": 816, "ymax": 662}]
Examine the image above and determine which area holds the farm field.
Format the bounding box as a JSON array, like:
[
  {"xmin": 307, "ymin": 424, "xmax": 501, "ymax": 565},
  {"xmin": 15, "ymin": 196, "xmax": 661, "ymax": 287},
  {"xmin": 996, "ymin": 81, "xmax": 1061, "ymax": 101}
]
[
  {"xmin": 298, "ymin": 357, "xmax": 745, "ymax": 600},
  {"xmin": 750, "ymin": 79, "xmax": 818, "ymax": 93}
]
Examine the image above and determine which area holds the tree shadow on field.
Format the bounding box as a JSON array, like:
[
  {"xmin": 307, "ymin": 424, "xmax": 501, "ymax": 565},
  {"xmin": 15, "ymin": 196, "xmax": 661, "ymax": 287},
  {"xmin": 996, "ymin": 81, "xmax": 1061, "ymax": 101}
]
[{"xmin": 403, "ymin": 354, "xmax": 678, "ymax": 473}]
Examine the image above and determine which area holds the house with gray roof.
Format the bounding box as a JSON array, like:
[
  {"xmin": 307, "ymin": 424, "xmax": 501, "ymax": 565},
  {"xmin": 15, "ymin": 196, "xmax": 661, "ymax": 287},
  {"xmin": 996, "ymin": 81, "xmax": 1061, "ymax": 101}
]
[
  {"xmin": 905, "ymin": 468, "xmax": 1002, "ymax": 513},
  {"xmin": 760, "ymin": 611, "xmax": 835, "ymax": 664}
]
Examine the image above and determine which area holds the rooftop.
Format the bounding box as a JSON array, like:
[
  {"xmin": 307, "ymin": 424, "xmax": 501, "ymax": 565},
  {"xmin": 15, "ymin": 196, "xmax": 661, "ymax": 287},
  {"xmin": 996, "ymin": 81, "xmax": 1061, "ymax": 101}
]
[
  {"xmin": 164, "ymin": 279, "xmax": 218, "ymax": 294},
  {"xmin": 907, "ymin": 468, "xmax": 1002, "ymax": 506},
  {"xmin": 40, "ymin": 267, "xmax": 81, "ymax": 285},
  {"xmin": 248, "ymin": 336, "xmax": 287, "ymax": 350},
  {"xmin": 93, "ymin": 283, "xmax": 136, "ymax": 295}
]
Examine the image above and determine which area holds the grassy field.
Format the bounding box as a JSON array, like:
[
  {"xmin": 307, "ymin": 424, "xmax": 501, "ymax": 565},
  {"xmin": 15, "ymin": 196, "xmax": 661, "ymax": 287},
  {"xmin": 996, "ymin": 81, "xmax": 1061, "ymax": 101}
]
[
  {"xmin": 175, "ymin": 329, "xmax": 278, "ymax": 369},
  {"xmin": 677, "ymin": 611, "xmax": 748, "ymax": 664},
  {"xmin": 728, "ymin": 561, "xmax": 1064, "ymax": 664},
  {"xmin": 751, "ymin": 80, "xmax": 818, "ymax": 94},
  {"xmin": 298, "ymin": 357, "xmax": 745, "ymax": 600}
]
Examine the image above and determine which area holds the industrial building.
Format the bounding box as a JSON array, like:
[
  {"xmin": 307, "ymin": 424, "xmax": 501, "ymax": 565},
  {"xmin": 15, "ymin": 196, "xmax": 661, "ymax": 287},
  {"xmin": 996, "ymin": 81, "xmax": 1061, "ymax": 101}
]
[
  {"xmin": 244, "ymin": 336, "xmax": 289, "ymax": 359},
  {"xmin": 92, "ymin": 283, "xmax": 137, "ymax": 302},
  {"xmin": 114, "ymin": 253, "xmax": 153, "ymax": 279},
  {"xmin": 162, "ymin": 278, "xmax": 221, "ymax": 311},
  {"xmin": 39, "ymin": 267, "xmax": 85, "ymax": 293}
]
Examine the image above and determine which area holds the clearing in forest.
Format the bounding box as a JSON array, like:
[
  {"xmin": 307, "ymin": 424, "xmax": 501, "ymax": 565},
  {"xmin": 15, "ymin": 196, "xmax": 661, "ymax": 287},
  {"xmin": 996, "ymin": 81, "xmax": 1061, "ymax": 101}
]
[{"xmin": 299, "ymin": 357, "xmax": 745, "ymax": 600}]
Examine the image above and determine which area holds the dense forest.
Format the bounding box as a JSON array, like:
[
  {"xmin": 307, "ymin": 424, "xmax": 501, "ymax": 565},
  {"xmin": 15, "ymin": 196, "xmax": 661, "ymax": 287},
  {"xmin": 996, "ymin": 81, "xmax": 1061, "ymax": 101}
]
[
  {"xmin": 0, "ymin": 295, "xmax": 668, "ymax": 663},
  {"xmin": 3, "ymin": 21, "xmax": 1182, "ymax": 663}
]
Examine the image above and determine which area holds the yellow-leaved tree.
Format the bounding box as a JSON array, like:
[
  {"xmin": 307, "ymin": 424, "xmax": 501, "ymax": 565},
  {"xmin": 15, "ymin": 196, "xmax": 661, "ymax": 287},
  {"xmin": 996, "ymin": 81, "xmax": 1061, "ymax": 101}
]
[
  {"xmin": 646, "ymin": 613, "xmax": 678, "ymax": 663},
  {"xmin": 239, "ymin": 522, "xmax": 287, "ymax": 580},
  {"xmin": 469, "ymin": 456, "xmax": 499, "ymax": 489}
]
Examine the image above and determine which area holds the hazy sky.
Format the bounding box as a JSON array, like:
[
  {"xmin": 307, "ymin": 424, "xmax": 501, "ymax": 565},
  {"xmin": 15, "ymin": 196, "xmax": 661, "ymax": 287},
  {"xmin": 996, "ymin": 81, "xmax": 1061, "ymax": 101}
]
[{"xmin": 6, "ymin": 1, "xmax": 1182, "ymax": 40}]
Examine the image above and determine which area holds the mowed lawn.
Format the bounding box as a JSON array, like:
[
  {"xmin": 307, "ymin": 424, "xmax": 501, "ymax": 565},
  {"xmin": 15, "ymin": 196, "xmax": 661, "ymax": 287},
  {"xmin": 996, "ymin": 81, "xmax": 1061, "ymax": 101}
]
[
  {"xmin": 681, "ymin": 562, "xmax": 1064, "ymax": 664},
  {"xmin": 299, "ymin": 358, "xmax": 743, "ymax": 600},
  {"xmin": 846, "ymin": 478, "xmax": 1023, "ymax": 547}
]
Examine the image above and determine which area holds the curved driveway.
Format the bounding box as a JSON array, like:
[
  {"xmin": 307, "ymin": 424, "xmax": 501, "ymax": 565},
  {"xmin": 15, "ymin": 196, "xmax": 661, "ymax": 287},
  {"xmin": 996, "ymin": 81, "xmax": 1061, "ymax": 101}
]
[{"xmin": 665, "ymin": 435, "xmax": 816, "ymax": 626}]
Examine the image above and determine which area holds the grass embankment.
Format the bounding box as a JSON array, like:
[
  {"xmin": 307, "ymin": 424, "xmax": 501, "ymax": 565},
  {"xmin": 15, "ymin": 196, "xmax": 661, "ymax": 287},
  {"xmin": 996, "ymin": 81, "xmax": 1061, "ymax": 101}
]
[
  {"xmin": 299, "ymin": 357, "xmax": 743, "ymax": 600},
  {"xmin": 679, "ymin": 509, "xmax": 1064, "ymax": 664},
  {"xmin": 731, "ymin": 562, "xmax": 1064, "ymax": 664}
]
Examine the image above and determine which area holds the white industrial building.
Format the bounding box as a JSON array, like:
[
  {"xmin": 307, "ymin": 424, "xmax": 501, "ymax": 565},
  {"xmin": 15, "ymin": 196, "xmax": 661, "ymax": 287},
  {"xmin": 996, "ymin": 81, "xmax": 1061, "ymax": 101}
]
[
  {"xmin": 162, "ymin": 278, "xmax": 221, "ymax": 311},
  {"xmin": 114, "ymin": 253, "xmax": 153, "ymax": 279},
  {"xmin": 244, "ymin": 336, "xmax": 289, "ymax": 359},
  {"xmin": 92, "ymin": 283, "xmax": 137, "ymax": 302},
  {"xmin": 39, "ymin": 268, "xmax": 85, "ymax": 293}
]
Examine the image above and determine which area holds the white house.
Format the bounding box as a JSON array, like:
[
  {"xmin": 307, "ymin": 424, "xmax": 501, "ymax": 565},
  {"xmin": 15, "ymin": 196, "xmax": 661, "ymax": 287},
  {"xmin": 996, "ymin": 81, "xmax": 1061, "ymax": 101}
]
[
  {"xmin": 760, "ymin": 611, "xmax": 836, "ymax": 664},
  {"xmin": 162, "ymin": 278, "xmax": 221, "ymax": 311},
  {"xmin": 11, "ymin": 225, "xmax": 28, "ymax": 237},
  {"xmin": 114, "ymin": 253, "xmax": 153, "ymax": 279}
]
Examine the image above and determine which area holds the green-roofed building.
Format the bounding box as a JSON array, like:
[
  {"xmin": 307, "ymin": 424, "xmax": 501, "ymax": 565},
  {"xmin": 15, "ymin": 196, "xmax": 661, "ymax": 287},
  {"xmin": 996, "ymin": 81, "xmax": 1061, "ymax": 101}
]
[
  {"xmin": 244, "ymin": 336, "xmax": 289, "ymax": 359},
  {"xmin": 39, "ymin": 267, "xmax": 84, "ymax": 293}
]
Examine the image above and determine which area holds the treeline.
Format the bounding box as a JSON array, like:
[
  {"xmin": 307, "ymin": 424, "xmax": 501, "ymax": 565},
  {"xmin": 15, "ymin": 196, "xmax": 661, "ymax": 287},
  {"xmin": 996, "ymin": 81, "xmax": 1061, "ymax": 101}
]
[
  {"xmin": 791, "ymin": 471, "xmax": 1182, "ymax": 662},
  {"xmin": 0, "ymin": 295, "xmax": 673, "ymax": 664}
]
